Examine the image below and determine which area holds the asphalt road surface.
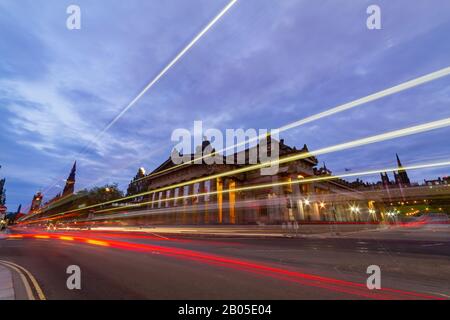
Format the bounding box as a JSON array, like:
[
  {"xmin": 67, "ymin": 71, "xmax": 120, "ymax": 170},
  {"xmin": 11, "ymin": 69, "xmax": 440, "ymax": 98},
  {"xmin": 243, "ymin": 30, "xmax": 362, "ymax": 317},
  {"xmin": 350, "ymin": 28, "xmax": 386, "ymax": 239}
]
[{"xmin": 0, "ymin": 224, "xmax": 448, "ymax": 300}]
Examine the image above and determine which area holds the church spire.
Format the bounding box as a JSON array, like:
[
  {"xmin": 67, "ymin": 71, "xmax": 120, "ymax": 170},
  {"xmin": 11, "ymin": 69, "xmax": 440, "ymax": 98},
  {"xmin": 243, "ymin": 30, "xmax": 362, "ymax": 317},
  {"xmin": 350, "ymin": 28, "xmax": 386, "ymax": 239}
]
[
  {"xmin": 394, "ymin": 154, "xmax": 410, "ymax": 187},
  {"xmin": 396, "ymin": 153, "xmax": 403, "ymax": 168},
  {"xmin": 62, "ymin": 161, "xmax": 76, "ymax": 196}
]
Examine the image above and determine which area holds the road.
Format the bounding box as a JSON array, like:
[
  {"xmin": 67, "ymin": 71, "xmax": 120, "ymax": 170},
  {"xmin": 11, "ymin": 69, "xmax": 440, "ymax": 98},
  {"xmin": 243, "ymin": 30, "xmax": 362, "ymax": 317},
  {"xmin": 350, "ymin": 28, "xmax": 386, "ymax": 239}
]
[{"xmin": 0, "ymin": 224, "xmax": 448, "ymax": 300}]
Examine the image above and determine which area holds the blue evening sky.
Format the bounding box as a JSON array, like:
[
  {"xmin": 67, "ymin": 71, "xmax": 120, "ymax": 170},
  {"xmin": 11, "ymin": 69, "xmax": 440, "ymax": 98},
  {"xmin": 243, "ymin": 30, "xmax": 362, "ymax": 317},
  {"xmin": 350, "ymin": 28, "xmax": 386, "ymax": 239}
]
[{"xmin": 1, "ymin": 0, "xmax": 449, "ymax": 211}]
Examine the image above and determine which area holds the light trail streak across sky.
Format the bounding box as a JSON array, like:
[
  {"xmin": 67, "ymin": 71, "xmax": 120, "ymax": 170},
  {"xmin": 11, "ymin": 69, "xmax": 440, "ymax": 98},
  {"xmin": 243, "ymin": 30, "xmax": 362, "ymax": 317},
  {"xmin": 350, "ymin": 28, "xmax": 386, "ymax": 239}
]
[
  {"xmin": 82, "ymin": 0, "xmax": 239, "ymax": 150},
  {"xmin": 38, "ymin": 0, "xmax": 239, "ymax": 199},
  {"xmin": 132, "ymin": 66, "xmax": 450, "ymax": 183}
]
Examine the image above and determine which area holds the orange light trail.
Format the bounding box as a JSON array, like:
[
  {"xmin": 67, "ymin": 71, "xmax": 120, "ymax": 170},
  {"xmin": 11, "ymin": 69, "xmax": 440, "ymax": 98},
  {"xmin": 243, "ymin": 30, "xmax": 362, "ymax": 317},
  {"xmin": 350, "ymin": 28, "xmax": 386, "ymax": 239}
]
[
  {"xmin": 7, "ymin": 235, "xmax": 23, "ymax": 238},
  {"xmin": 34, "ymin": 235, "xmax": 50, "ymax": 239},
  {"xmin": 85, "ymin": 239, "xmax": 109, "ymax": 247},
  {"xmin": 59, "ymin": 236, "xmax": 74, "ymax": 241}
]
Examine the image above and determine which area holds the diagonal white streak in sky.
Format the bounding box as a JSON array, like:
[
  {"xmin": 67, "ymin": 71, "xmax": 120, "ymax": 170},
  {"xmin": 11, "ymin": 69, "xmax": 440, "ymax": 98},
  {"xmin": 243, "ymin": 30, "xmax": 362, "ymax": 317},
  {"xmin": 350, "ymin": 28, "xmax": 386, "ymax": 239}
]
[
  {"xmin": 130, "ymin": 65, "xmax": 450, "ymax": 182},
  {"xmin": 279, "ymin": 66, "xmax": 450, "ymax": 132},
  {"xmin": 95, "ymin": 0, "xmax": 238, "ymax": 143},
  {"xmin": 40, "ymin": 0, "xmax": 238, "ymax": 197}
]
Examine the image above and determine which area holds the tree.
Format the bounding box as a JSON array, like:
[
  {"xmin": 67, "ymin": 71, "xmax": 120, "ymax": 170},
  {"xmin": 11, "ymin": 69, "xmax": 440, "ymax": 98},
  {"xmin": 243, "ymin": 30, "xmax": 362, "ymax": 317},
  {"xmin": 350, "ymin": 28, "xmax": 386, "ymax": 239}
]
[
  {"xmin": 86, "ymin": 183, "xmax": 124, "ymax": 206},
  {"xmin": 0, "ymin": 164, "xmax": 6, "ymax": 206},
  {"xmin": 0, "ymin": 178, "xmax": 5, "ymax": 206}
]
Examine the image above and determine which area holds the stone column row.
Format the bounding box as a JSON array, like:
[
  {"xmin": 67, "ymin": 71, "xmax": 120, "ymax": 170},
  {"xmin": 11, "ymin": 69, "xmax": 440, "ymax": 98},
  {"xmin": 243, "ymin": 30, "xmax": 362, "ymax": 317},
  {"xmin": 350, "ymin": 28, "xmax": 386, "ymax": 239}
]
[{"xmin": 146, "ymin": 177, "xmax": 236, "ymax": 225}]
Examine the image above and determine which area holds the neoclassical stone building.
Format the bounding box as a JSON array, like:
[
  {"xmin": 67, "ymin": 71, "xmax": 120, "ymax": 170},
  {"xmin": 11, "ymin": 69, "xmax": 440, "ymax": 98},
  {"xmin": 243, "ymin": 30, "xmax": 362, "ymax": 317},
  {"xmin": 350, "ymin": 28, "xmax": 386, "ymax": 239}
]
[{"xmin": 125, "ymin": 138, "xmax": 373, "ymax": 225}]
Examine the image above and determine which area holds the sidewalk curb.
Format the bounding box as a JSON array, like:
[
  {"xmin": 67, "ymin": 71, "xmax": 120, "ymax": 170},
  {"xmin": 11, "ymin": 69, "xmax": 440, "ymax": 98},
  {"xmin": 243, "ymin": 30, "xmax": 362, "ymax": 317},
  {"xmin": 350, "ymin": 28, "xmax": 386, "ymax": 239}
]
[{"xmin": 0, "ymin": 264, "xmax": 15, "ymax": 300}]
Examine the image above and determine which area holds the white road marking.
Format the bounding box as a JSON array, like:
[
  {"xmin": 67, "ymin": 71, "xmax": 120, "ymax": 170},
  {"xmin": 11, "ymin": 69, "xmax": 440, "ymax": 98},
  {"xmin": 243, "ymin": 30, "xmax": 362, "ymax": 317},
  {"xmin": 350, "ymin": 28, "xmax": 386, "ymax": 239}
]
[{"xmin": 420, "ymin": 243, "xmax": 444, "ymax": 247}]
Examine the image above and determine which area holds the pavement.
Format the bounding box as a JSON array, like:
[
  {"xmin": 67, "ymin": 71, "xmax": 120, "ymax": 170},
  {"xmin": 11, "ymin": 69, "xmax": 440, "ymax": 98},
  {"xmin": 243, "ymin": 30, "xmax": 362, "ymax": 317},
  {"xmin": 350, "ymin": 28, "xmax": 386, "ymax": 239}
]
[
  {"xmin": 0, "ymin": 223, "xmax": 448, "ymax": 300},
  {"xmin": 0, "ymin": 264, "xmax": 14, "ymax": 300},
  {"xmin": 0, "ymin": 230, "xmax": 43, "ymax": 300}
]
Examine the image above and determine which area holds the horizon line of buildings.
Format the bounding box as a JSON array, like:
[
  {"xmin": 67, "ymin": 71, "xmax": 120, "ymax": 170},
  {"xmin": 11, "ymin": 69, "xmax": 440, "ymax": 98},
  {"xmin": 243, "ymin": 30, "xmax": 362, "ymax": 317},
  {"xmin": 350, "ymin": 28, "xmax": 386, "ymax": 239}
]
[{"xmin": 20, "ymin": 138, "xmax": 449, "ymax": 225}]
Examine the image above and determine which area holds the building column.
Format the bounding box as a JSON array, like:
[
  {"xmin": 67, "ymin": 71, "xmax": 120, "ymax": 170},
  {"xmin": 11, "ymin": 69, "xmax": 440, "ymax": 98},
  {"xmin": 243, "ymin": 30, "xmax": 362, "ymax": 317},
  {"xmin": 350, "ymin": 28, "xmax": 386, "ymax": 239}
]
[
  {"xmin": 271, "ymin": 175, "xmax": 285, "ymax": 223},
  {"xmin": 161, "ymin": 190, "xmax": 167, "ymax": 208},
  {"xmin": 228, "ymin": 179, "xmax": 236, "ymax": 224},
  {"xmin": 311, "ymin": 201, "xmax": 321, "ymax": 221},
  {"xmin": 283, "ymin": 176, "xmax": 294, "ymax": 221},
  {"xmin": 217, "ymin": 178, "xmax": 224, "ymax": 224},
  {"xmin": 187, "ymin": 184, "xmax": 195, "ymax": 224},
  {"xmin": 155, "ymin": 192, "xmax": 161, "ymax": 208},
  {"xmin": 151, "ymin": 192, "xmax": 157, "ymax": 209},
  {"xmin": 291, "ymin": 176, "xmax": 303, "ymax": 220},
  {"xmin": 298, "ymin": 200, "xmax": 306, "ymax": 220},
  {"xmin": 181, "ymin": 187, "xmax": 188, "ymax": 224},
  {"xmin": 173, "ymin": 188, "xmax": 180, "ymax": 224},
  {"xmin": 167, "ymin": 189, "xmax": 174, "ymax": 223},
  {"xmin": 167, "ymin": 189, "xmax": 173, "ymax": 207},
  {"xmin": 209, "ymin": 179, "xmax": 218, "ymax": 224},
  {"xmin": 198, "ymin": 181, "xmax": 206, "ymax": 224},
  {"xmin": 173, "ymin": 188, "xmax": 181, "ymax": 207}
]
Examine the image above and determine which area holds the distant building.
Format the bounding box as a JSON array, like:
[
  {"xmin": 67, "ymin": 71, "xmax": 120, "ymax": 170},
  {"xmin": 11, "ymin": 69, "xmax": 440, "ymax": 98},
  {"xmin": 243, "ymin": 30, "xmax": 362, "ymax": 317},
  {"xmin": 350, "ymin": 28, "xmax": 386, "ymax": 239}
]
[
  {"xmin": 393, "ymin": 154, "xmax": 411, "ymax": 187},
  {"xmin": 424, "ymin": 176, "xmax": 449, "ymax": 186},
  {"xmin": 27, "ymin": 161, "xmax": 77, "ymax": 214},
  {"xmin": 126, "ymin": 167, "xmax": 147, "ymax": 198},
  {"xmin": 29, "ymin": 192, "xmax": 43, "ymax": 213},
  {"xmin": 379, "ymin": 154, "xmax": 411, "ymax": 191}
]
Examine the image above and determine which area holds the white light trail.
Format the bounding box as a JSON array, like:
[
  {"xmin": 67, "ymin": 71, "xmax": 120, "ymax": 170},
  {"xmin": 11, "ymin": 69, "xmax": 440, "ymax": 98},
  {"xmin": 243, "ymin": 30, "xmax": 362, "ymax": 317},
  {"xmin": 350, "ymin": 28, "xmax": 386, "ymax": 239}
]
[
  {"xmin": 36, "ymin": 0, "xmax": 239, "ymax": 198},
  {"xmin": 134, "ymin": 66, "xmax": 450, "ymax": 181},
  {"xmin": 95, "ymin": 0, "xmax": 238, "ymax": 142}
]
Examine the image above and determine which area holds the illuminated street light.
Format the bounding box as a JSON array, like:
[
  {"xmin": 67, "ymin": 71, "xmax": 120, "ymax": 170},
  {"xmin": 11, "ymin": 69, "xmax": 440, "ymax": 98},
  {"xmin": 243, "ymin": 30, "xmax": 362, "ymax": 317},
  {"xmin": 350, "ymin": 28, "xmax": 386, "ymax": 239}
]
[
  {"xmin": 304, "ymin": 199, "xmax": 311, "ymax": 206},
  {"xmin": 386, "ymin": 211, "xmax": 395, "ymax": 217},
  {"xmin": 319, "ymin": 202, "xmax": 326, "ymax": 209}
]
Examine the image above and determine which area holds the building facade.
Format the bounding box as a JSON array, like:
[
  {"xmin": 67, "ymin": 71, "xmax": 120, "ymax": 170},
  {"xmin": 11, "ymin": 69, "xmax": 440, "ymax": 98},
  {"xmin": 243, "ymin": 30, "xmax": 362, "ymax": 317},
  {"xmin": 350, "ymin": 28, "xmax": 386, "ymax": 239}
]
[{"xmin": 125, "ymin": 138, "xmax": 373, "ymax": 225}]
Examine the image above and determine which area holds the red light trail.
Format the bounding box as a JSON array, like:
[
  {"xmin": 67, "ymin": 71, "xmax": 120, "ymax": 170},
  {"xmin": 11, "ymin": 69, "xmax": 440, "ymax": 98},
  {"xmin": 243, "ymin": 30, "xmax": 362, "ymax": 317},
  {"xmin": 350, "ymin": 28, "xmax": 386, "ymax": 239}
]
[{"xmin": 7, "ymin": 231, "xmax": 444, "ymax": 300}]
